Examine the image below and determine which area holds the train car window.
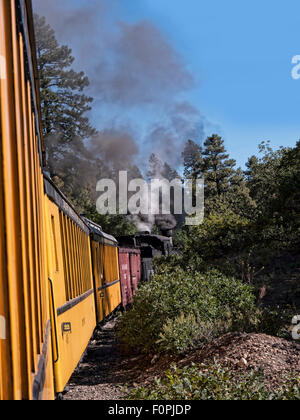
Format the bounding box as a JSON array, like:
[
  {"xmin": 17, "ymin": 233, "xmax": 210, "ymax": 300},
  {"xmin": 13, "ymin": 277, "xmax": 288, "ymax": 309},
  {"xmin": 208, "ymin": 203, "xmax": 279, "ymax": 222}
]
[
  {"xmin": 100, "ymin": 243, "xmax": 105, "ymax": 286},
  {"xmin": 103, "ymin": 245, "xmax": 119, "ymax": 284},
  {"xmin": 67, "ymin": 217, "xmax": 76, "ymax": 298},
  {"xmin": 59, "ymin": 211, "xmax": 70, "ymax": 301},
  {"xmin": 51, "ymin": 215, "xmax": 59, "ymax": 272},
  {"xmin": 84, "ymin": 234, "xmax": 92, "ymax": 291},
  {"xmin": 77, "ymin": 227, "xmax": 83, "ymax": 295},
  {"xmin": 80, "ymin": 232, "xmax": 85, "ymax": 291},
  {"xmin": 58, "ymin": 211, "xmax": 92, "ymax": 302},
  {"xmin": 75, "ymin": 226, "xmax": 83, "ymax": 295},
  {"xmin": 65, "ymin": 216, "xmax": 74, "ymax": 300}
]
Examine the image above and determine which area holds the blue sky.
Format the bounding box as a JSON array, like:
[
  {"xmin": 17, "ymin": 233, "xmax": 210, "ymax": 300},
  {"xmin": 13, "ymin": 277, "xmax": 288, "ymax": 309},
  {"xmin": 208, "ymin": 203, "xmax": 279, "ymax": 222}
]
[
  {"xmin": 113, "ymin": 0, "xmax": 300, "ymax": 165},
  {"xmin": 33, "ymin": 0, "xmax": 300, "ymax": 169}
]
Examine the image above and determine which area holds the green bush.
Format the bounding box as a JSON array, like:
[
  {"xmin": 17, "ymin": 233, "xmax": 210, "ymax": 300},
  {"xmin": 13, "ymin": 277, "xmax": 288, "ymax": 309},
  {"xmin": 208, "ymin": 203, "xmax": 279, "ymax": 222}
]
[
  {"xmin": 256, "ymin": 305, "xmax": 294, "ymax": 338},
  {"xmin": 117, "ymin": 267, "xmax": 259, "ymax": 354},
  {"xmin": 157, "ymin": 315, "xmax": 222, "ymax": 354},
  {"xmin": 125, "ymin": 363, "xmax": 300, "ymax": 400}
]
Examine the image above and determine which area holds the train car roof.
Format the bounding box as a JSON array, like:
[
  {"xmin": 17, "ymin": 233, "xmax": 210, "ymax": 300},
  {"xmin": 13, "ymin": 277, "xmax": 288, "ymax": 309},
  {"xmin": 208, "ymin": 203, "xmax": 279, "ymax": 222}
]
[
  {"xmin": 135, "ymin": 233, "xmax": 172, "ymax": 242},
  {"xmin": 20, "ymin": 0, "xmax": 46, "ymax": 166},
  {"xmin": 44, "ymin": 175, "xmax": 90, "ymax": 234},
  {"xmin": 81, "ymin": 216, "xmax": 118, "ymax": 246},
  {"xmin": 118, "ymin": 233, "xmax": 172, "ymax": 244}
]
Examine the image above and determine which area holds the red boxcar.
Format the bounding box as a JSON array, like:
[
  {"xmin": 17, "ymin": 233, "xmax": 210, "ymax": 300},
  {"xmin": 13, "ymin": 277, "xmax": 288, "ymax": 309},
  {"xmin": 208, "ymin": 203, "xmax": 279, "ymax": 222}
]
[
  {"xmin": 129, "ymin": 250, "xmax": 142, "ymax": 296},
  {"xmin": 118, "ymin": 247, "xmax": 141, "ymax": 308}
]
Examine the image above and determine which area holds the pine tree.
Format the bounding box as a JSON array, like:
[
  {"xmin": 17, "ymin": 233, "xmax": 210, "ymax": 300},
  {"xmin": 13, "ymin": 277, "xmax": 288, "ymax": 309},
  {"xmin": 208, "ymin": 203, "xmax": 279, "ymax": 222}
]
[
  {"xmin": 182, "ymin": 139, "xmax": 203, "ymax": 180},
  {"xmin": 202, "ymin": 134, "xmax": 255, "ymax": 216},
  {"xmin": 162, "ymin": 162, "xmax": 181, "ymax": 182},
  {"xmin": 202, "ymin": 134, "xmax": 236, "ymax": 198},
  {"xmin": 34, "ymin": 14, "xmax": 96, "ymax": 176},
  {"xmin": 147, "ymin": 153, "xmax": 164, "ymax": 180}
]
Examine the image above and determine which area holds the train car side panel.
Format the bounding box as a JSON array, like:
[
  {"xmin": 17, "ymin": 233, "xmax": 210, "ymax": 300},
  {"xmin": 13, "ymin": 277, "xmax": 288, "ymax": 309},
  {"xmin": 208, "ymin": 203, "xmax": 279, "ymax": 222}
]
[
  {"xmin": 0, "ymin": 0, "xmax": 54, "ymax": 400},
  {"xmin": 55, "ymin": 291, "xmax": 95, "ymax": 392},
  {"xmin": 102, "ymin": 281, "xmax": 122, "ymax": 319},
  {"xmin": 118, "ymin": 249, "xmax": 133, "ymax": 308},
  {"xmin": 45, "ymin": 192, "xmax": 96, "ymax": 393},
  {"xmin": 129, "ymin": 250, "xmax": 141, "ymax": 297},
  {"xmin": 83, "ymin": 217, "xmax": 121, "ymax": 324},
  {"xmin": 0, "ymin": 0, "xmax": 28, "ymax": 398},
  {"xmin": 91, "ymin": 241, "xmax": 105, "ymax": 322},
  {"xmin": 91, "ymin": 241, "xmax": 121, "ymax": 322}
]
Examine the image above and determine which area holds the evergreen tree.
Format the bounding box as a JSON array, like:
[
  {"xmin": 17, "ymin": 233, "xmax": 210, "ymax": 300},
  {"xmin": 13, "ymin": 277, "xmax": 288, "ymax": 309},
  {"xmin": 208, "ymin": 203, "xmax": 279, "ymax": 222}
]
[
  {"xmin": 182, "ymin": 139, "xmax": 203, "ymax": 180},
  {"xmin": 202, "ymin": 134, "xmax": 236, "ymax": 198},
  {"xmin": 245, "ymin": 141, "xmax": 285, "ymax": 213},
  {"xmin": 162, "ymin": 162, "xmax": 181, "ymax": 182},
  {"xmin": 147, "ymin": 153, "xmax": 164, "ymax": 180},
  {"xmin": 34, "ymin": 14, "xmax": 96, "ymax": 177},
  {"xmin": 200, "ymin": 134, "xmax": 254, "ymax": 216},
  {"xmin": 147, "ymin": 154, "xmax": 181, "ymax": 182}
]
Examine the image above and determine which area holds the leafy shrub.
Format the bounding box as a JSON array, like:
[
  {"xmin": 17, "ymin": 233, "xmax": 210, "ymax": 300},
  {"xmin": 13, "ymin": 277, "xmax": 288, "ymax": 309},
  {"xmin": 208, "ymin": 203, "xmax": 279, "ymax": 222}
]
[
  {"xmin": 126, "ymin": 363, "xmax": 300, "ymax": 400},
  {"xmin": 117, "ymin": 267, "xmax": 259, "ymax": 354},
  {"xmin": 156, "ymin": 315, "xmax": 223, "ymax": 354},
  {"xmin": 156, "ymin": 314, "xmax": 201, "ymax": 354},
  {"xmin": 256, "ymin": 305, "xmax": 294, "ymax": 338}
]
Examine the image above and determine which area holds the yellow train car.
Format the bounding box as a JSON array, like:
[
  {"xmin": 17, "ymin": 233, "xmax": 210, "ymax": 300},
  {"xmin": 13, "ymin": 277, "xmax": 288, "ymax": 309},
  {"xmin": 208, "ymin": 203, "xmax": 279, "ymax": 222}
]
[
  {"xmin": 0, "ymin": 0, "xmax": 124, "ymax": 400},
  {"xmin": 83, "ymin": 218, "xmax": 121, "ymax": 324},
  {"xmin": 44, "ymin": 179, "xmax": 97, "ymax": 394},
  {"xmin": 0, "ymin": 0, "xmax": 54, "ymax": 400}
]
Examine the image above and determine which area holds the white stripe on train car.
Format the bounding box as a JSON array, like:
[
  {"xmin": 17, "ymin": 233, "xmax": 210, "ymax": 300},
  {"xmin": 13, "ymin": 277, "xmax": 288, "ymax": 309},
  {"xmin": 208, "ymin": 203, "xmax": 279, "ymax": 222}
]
[
  {"xmin": 0, "ymin": 316, "xmax": 6, "ymax": 339},
  {"xmin": 0, "ymin": 55, "xmax": 6, "ymax": 80}
]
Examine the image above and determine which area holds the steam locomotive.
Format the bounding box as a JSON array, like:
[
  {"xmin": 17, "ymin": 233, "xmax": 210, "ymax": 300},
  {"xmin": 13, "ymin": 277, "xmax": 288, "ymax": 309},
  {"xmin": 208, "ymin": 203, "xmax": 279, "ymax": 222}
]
[{"xmin": 117, "ymin": 231, "xmax": 173, "ymax": 282}]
